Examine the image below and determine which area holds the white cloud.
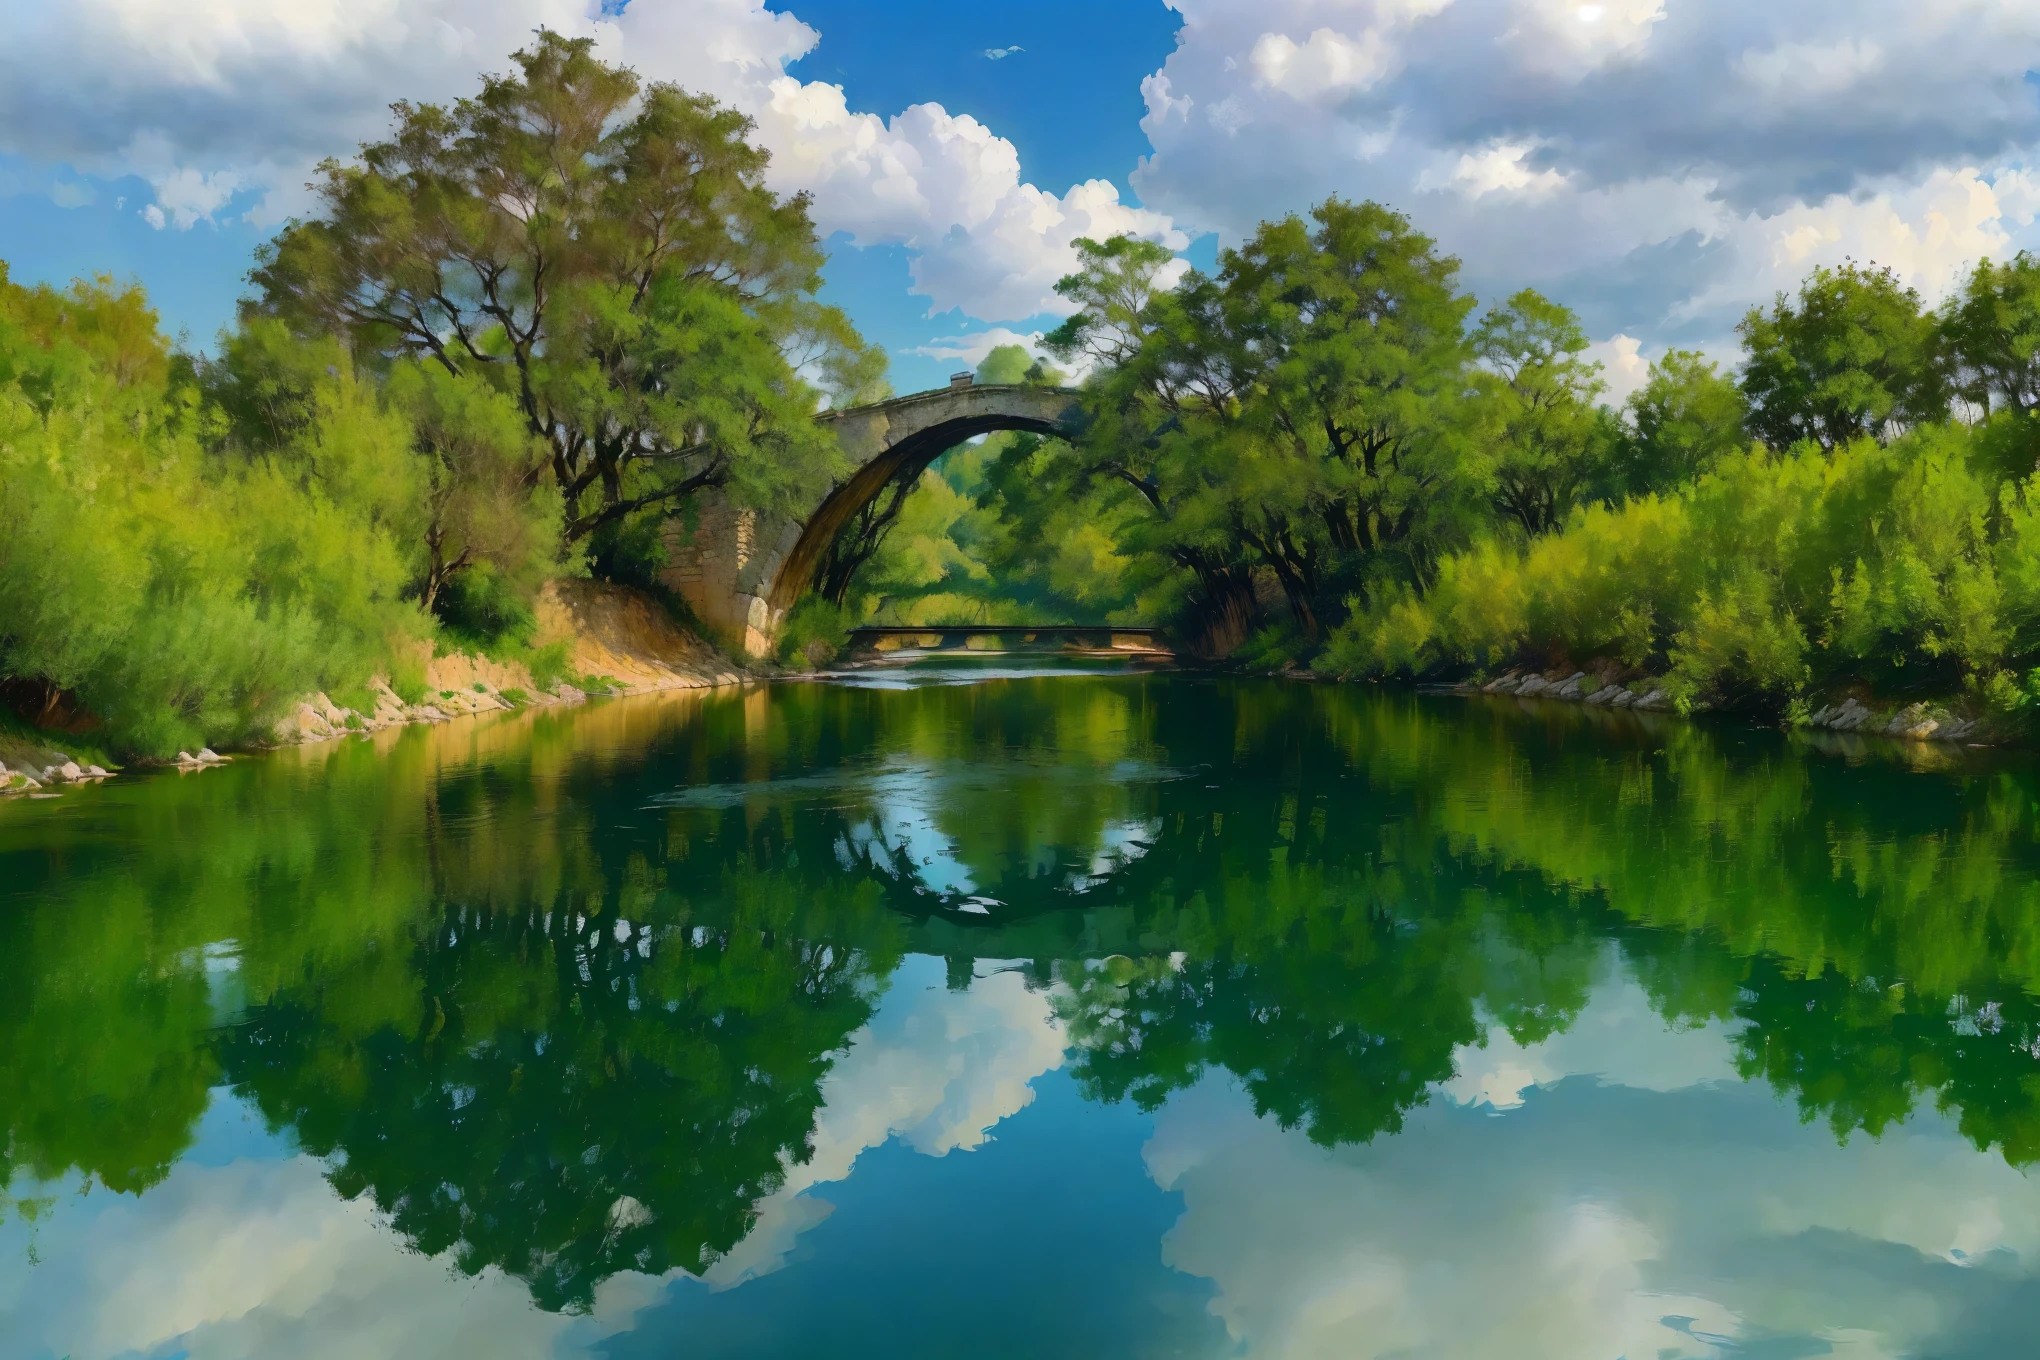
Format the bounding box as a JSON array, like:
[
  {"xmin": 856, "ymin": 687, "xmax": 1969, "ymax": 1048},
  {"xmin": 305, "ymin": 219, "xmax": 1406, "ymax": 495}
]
[
  {"xmin": 1680, "ymin": 166, "xmax": 2015, "ymax": 325},
  {"xmin": 1421, "ymin": 138, "xmax": 1568, "ymax": 199},
  {"xmin": 1144, "ymin": 965, "xmax": 2040, "ymax": 1359},
  {"xmin": 1505, "ymin": 0, "xmax": 1667, "ymax": 77},
  {"xmin": 0, "ymin": 1150, "xmax": 653, "ymax": 1360},
  {"xmin": 1738, "ymin": 37, "xmax": 1884, "ymax": 98},
  {"xmin": 0, "ymin": 0, "xmax": 1185, "ymax": 325},
  {"xmin": 1993, "ymin": 168, "xmax": 2040, "ymax": 229},
  {"xmin": 909, "ymin": 327, "xmax": 1051, "ymax": 367},
  {"xmin": 1249, "ymin": 28, "xmax": 1393, "ymax": 99},
  {"xmin": 910, "ymin": 178, "xmax": 1189, "ymax": 321},
  {"xmin": 0, "ymin": 956, "xmax": 1069, "ymax": 1357},
  {"xmin": 1133, "ymin": 0, "xmax": 2040, "ymax": 349},
  {"xmin": 1584, "ymin": 333, "xmax": 1653, "ymax": 406},
  {"xmin": 1439, "ymin": 965, "xmax": 1739, "ymax": 1109},
  {"xmin": 985, "ymin": 45, "xmax": 1024, "ymax": 60},
  {"xmin": 704, "ymin": 958, "xmax": 1067, "ymax": 1288}
]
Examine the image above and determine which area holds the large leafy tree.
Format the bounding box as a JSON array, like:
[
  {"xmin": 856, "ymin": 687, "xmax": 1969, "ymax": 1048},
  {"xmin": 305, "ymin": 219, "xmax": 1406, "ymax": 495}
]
[
  {"xmin": 1045, "ymin": 200, "xmax": 1478, "ymax": 642},
  {"xmin": 1617, "ymin": 348, "xmax": 1749, "ymax": 495},
  {"xmin": 1046, "ymin": 237, "xmax": 1269, "ymax": 647},
  {"xmin": 250, "ymin": 30, "xmax": 884, "ymax": 546},
  {"xmin": 1738, "ymin": 261, "xmax": 1950, "ymax": 451},
  {"xmin": 1942, "ymin": 252, "xmax": 2040, "ymax": 416},
  {"xmin": 1474, "ymin": 289, "xmax": 1615, "ymax": 537}
]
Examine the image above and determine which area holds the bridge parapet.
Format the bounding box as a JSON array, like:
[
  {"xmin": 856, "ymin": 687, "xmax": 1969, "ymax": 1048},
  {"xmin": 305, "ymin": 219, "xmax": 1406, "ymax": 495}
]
[{"xmin": 659, "ymin": 385, "xmax": 1086, "ymax": 657}]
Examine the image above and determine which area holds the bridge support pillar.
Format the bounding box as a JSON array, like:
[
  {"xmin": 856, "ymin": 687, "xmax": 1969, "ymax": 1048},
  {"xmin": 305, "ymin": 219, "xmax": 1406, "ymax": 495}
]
[{"xmin": 658, "ymin": 488, "xmax": 801, "ymax": 658}]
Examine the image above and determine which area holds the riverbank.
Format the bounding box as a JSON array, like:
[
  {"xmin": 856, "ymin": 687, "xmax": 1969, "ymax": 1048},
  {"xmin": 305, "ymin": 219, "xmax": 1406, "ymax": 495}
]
[
  {"xmin": 1418, "ymin": 664, "xmax": 2001, "ymax": 746},
  {"xmin": 270, "ymin": 578, "xmax": 753, "ymax": 748},
  {"xmin": 1, "ymin": 579, "xmax": 753, "ymax": 795}
]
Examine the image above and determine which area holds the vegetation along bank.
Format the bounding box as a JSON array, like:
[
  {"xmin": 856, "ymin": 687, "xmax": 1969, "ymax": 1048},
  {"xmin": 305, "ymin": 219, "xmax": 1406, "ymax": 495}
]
[{"xmin": 9, "ymin": 29, "xmax": 2040, "ymax": 779}]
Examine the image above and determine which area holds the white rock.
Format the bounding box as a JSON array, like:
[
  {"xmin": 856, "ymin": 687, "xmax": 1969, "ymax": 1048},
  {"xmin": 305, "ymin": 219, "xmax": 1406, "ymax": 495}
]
[
  {"xmin": 87, "ymin": 764, "xmax": 107, "ymax": 777},
  {"xmin": 1553, "ymin": 673, "xmax": 1589, "ymax": 699},
  {"xmin": 1610, "ymin": 690, "xmax": 1637, "ymax": 708},
  {"xmin": 1516, "ymin": 676, "xmax": 1550, "ymax": 697},
  {"xmin": 57, "ymin": 761, "xmax": 82, "ymax": 782},
  {"xmin": 198, "ymin": 748, "xmax": 222, "ymax": 763},
  {"xmin": 1634, "ymin": 689, "xmax": 1670, "ymax": 711},
  {"xmin": 1585, "ymin": 685, "xmax": 1622, "ymax": 706},
  {"xmin": 1483, "ymin": 675, "xmax": 1521, "ymax": 694}
]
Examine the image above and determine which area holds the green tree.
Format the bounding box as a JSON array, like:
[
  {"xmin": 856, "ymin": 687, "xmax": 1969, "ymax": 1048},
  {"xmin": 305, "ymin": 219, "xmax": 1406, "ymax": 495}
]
[
  {"xmin": 384, "ymin": 362, "xmax": 560, "ymax": 610},
  {"xmin": 1044, "ymin": 202, "xmax": 1479, "ymax": 643},
  {"xmin": 249, "ymin": 30, "xmax": 881, "ymax": 548},
  {"xmin": 1474, "ymin": 289, "xmax": 1613, "ymax": 536},
  {"xmin": 1044, "ymin": 237, "xmax": 1267, "ymax": 646},
  {"xmin": 1618, "ymin": 348, "xmax": 1749, "ymax": 494},
  {"xmin": 1738, "ymin": 261, "xmax": 1950, "ymax": 451},
  {"xmin": 1942, "ymin": 252, "xmax": 2040, "ymax": 416},
  {"xmin": 0, "ymin": 269, "xmax": 420, "ymax": 754}
]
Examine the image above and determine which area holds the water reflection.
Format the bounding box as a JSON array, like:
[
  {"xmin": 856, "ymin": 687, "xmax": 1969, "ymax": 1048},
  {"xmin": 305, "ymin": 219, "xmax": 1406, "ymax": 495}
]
[{"xmin": 5, "ymin": 674, "xmax": 2040, "ymax": 1354}]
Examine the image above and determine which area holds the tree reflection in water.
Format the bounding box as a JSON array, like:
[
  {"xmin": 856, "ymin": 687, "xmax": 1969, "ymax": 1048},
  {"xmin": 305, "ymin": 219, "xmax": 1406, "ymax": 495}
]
[{"xmin": 9, "ymin": 674, "xmax": 2040, "ymax": 1309}]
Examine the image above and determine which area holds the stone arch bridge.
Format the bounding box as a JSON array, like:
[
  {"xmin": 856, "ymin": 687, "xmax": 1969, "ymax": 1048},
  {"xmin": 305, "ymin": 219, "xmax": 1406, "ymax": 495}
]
[{"xmin": 660, "ymin": 383, "xmax": 1084, "ymax": 656}]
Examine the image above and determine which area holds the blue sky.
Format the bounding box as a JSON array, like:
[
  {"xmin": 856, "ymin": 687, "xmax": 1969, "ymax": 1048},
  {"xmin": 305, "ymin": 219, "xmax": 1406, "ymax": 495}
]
[{"xmin": 1, "ymin": 0, "xmax": 2036, "ymax": 400}]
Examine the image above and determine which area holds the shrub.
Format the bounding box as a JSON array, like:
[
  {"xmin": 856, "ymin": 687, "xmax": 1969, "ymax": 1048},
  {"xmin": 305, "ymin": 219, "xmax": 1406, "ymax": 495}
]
[
  {"xmin": 0, "ymin": 269, "xmax": 423, "ymax": 756},
  {"xmin": 1326, "ymin": 415, "xmax": 2040, "ymax": 710},
  {"xmin": 776, "ymin": 596, "xmax": 851, "ymax": 669}
]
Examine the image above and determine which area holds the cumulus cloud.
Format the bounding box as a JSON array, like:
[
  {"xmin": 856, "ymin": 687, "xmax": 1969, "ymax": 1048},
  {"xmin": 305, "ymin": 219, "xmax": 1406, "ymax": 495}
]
[
  {"xmin": 1583, "ymin": 333, "xmax": 1651, "ymax": 406},
  {"xmin": 705, "ymin": 959, "xmax": 1067, "ymax": 1288},
  {"xmin": 0, "ymin": 958, "xmax": 1069, "ymax": 1357},
  {"xmin": 1134, "ymin": 0, "xmax": 2040, "ymax": 350},
  {"xmin": 0, "ymin": 1146, "xmax": 653, "ymax": 1360},
  {"xmin": 0, "ymin": 0, "xmax": 1183, "ymax": 325},
  {"xmin": 1504, "ymin": 0, "xmax": 1668, "ymax": 77},
  {"xmin": 1249, "ymin": 28, "xmax": 1394, "ymax": 100},
  {"xmin": 1145, "ymin": 965, "xmax": 2040, "ymax": 1358},
  {"xmin": 9, "ymin": 0, "xmax": 2037, "ymax": 360},
  {"xmin": 909, "ymin": 327, "xmax": 1052, "ymax": 368}
]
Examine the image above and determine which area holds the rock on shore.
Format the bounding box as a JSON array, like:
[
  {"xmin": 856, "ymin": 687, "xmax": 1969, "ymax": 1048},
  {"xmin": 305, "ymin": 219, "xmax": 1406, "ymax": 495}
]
[
  {"xmin": 1474, "ymin": 670, "xmax": 1674, "ymax": 712},
  {"xmin": 271, "ymin": 579, "xmax": 752, "ymax": 749},
  {"xmin": 1459, "ymin": 667, "xmax": 1988, "ymax": 746}
]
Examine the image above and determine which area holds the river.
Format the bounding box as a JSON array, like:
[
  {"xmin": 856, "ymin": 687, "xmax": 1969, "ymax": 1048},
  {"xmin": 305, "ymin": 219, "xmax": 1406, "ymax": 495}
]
[{"xmin": 4, "ymin": 664, "xmax": 2040, "ymax": 1357}]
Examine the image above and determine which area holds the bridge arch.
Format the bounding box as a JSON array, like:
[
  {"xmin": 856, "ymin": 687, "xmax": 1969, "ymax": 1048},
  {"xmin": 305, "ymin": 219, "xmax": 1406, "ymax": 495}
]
[
  {"xmin": 658, "ymin": 383, "xmax": 1086, "ymax": 656},
  {"xmin": 768, "ymin": 384, "xmax": 1086, "ymax": 615}
]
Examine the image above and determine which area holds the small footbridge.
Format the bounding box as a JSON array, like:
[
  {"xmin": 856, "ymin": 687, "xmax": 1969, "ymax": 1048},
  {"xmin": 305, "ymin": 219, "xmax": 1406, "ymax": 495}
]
[
  {"xmin": 844, "ymin": 626, "xmax": 1173, "ymax": 660},
  {"xmin": 659, "ymin": 381, "xmax": 1091, "ymax": 656}
]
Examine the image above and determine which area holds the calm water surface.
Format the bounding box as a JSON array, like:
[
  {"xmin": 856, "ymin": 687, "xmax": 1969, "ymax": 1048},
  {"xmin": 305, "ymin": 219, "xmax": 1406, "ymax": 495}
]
[{"xmin": 6, "ymin": 668, "xmax": 2040, "ymax": 1357}]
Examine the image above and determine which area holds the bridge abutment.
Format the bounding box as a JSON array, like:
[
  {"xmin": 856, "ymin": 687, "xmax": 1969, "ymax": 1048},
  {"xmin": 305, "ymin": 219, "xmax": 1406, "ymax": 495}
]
[{"xmin": 659, "ymin": 490, "xmax": 803, "ymax": 657}]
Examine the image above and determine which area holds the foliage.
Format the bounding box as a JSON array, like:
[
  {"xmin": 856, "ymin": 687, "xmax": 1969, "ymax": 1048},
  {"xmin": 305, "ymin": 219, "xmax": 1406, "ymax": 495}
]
[
  {"xmin": 775, "ymin": 594, "xmax": 850, "ymax": 669},
  {"xmin": 1615, "ymin": 349, "xmax": 1749, "ymax": 494},
  {"xmin": 1738, "ymin": 261, "xmax": 1950, "ymax": 451},
  {"xmin": 1038, "ymin": 198, "xmax": 1486, "ymax": 645},
  {"xmin": 1942, "ymin": 251, "xmax": 2040, "ymax": 416},
  {"xmin": 26, "ymin": 672, "xmax": 2040, "ymax": 1313},
  {"xmin": 249, "ymin": 29, "xmax": 882, "ymax": 546},
  {"xmin": 0, "ymin": 268, "xmax": 426, "ymax": 756},
  {"xmin": 1325, "ymin": 419, "xmax": 2034, "ymax": 708},
  {"xmin": 1474, "ymin": 288, "xmax": 1616, "ymax": 536},
  {"xmin": 834, "ymin": 345, "xmax": 1151, "ymax": 627}
]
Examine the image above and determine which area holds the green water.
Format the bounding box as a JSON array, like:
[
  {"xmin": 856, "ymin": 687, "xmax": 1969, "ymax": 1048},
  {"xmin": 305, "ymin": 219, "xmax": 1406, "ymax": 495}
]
[{"xmin": 5, "ymin": 671, "xmax": 2040, "ymax": 1357}]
